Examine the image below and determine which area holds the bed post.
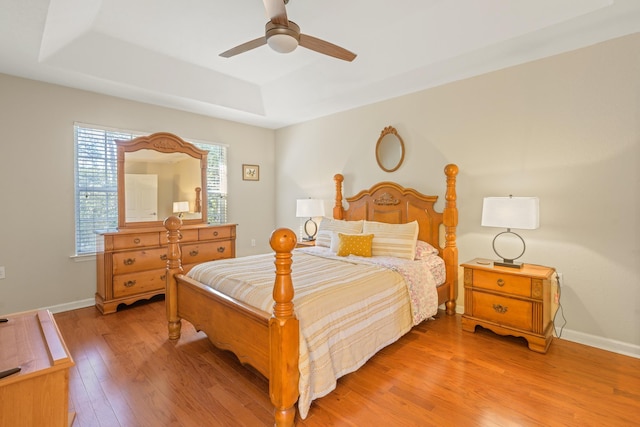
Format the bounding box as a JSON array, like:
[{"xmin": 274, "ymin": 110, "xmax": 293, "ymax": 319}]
[
  {"xmin": 333, "ymin": 174, "xmax": 344, "ymax": 219},
  {"xmin": 164, "ymin": 216, "xmax": 184, "ymax": 340},
  {"xmin": 269, "ymin": 228, "xmax": 299, "ymax": 427},
  {"xmin": 443, "ymin": 164, "xmax": 459, "ymax": 315}
]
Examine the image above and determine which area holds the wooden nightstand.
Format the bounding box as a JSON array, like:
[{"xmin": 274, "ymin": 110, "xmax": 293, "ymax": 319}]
[
  {"xmin": 461, "ymin": 258, "xmax": 556, "ymax": 353},
  {"xmin": 296, "ymin": 240, "xmax": 316, "ymax": 248}
]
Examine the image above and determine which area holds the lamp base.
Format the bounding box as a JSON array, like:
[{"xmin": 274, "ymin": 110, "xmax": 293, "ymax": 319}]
[
  {"xmin": 494, "ymin": 259, "xmax": 523, "ymax": 269},
  {"xmin": 303, "ymin": 218, "xmax": 318, "ymax": 241}
]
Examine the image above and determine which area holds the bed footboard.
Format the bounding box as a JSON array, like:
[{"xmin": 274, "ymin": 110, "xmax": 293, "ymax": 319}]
[{"xmin": 165, "ymin": 217, "xmax": 300, "ymax": 427}]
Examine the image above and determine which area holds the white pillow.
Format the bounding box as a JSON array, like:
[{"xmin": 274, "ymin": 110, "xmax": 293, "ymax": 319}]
[
  {"xmin": 362, "ymin": 220, "xmax": 419, "ymax": 260},
  {"xmin": 315, "ymin": 218, "xmax": 364, "ymax": 248}
]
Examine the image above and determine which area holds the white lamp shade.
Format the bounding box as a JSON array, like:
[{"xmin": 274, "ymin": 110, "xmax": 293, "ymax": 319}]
[
  {"xmin": 481, "ymin": 197, "xmax": 539, "ymax": 230},
  {"xmin": 173, "ymin": 201, "xmax": 190, "ymax": 213},
  {"xmin": 296, "ymin": 199, "xmax": 325, "ymax": 218}
]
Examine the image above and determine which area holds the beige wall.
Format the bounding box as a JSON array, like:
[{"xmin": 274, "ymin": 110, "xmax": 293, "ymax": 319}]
[
  {"xmin": 275, "ymin": 34, "xmax": 640, "ymax": 352},
  {"xmin": 0, "ymin": 74, "xmax": 276, "ymax": 314},
  {"xmin": 0, "ymin": 33, "xmax": 637, "ymax": 354}
]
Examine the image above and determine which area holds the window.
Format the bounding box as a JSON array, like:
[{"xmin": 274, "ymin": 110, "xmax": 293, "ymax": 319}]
[{"xmin": 74, "ymin": 124, "xmax": 227, "ymax": 255}]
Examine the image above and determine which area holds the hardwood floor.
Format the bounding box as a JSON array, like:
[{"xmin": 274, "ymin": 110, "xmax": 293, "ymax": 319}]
[{"xmin": 54, "ymin": 298, "xmax": 640, "ymax": 426}]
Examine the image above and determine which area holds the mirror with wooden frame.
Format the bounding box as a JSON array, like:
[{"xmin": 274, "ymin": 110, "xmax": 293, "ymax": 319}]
[
  {"xmin": 117, "ymin": 132, "xmax": 207, "ymax": 229},
  {"xmin": 375, "ymin": 126, "xmax": 405, "ymax": 173}
]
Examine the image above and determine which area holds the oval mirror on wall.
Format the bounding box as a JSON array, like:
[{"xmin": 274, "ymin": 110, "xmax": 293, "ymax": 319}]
[{"xmin": 375, "ymin": 126, "xmax": 405, "ymax": 173}]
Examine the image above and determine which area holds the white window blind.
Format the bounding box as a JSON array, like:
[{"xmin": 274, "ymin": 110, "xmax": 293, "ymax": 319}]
[{"xmin": 74, "ymin": 124, "xmax": 228, "ymax": 255}]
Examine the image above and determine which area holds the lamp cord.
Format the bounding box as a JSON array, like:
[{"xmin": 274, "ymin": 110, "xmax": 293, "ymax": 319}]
[{"xmin": 553, "ymin": 271, "xmax": 567, "ymax": 338}]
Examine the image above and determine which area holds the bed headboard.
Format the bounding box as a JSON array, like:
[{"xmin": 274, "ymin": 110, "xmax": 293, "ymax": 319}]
[{"xmin": 332, "ymin": 164, "xmax": 459, "ymax": 313}]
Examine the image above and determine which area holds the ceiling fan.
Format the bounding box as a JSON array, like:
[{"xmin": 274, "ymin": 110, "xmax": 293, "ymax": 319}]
[{"xmin": 219, "ymin": 0, "xmax": 357, "ymax": 62}]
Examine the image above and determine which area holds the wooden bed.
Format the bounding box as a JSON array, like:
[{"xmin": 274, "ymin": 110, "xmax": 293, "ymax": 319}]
[{"xmin": 164, "ymin": 165, "xmax": 459, "ymax": 426}]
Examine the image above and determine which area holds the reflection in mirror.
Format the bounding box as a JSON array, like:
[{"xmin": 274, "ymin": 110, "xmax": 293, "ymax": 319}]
[
  {"xmin": 117, "ymin": 132, "xmax": 208, "ymax": 229},
  {"xmin": 124, "ymin": 150, "xmax": 202, "ymax": 223},
  {"xmin": 375, "ymin": 126, "xmax": 405, "ymax": 172}
]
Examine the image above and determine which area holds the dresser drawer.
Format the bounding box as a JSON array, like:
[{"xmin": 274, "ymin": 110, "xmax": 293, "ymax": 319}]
[
  {"xmin": 160, "ymin": 229, "xmax": 198, "ymax": 245},
  {"xmin": 113, "ymin": 268, "xmax": 166, "ymax": 298},
  {"xmin": 112, "ymin": 233, "xmax": 160, "ymax": 250},
  {"xmin": 182, "ymin": 241, "xmax": 232, "ymax": 264},
  {"xmin": 472, "ymin": 292, "xmax": 533, "ymax": 331},
  {"xmin": 198, "ymin": 225, "xmax": 234, "ymax": 241},
  {"xmin": 112, "ymin": 248, "xmax": 167, "ymax": 274},
  {"xmin": 473, "ymin": 269, "xmax": 531, "ymax": 297}
]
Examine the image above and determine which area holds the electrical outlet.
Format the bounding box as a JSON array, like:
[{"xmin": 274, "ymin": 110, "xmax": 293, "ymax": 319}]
[
  {"xmin": 251, "ymin": 239, "xmax": 256, "ymax": 247},
  {"xmin": 0, "ymin": 266, "xmax": 5, "ymax": 280},
  {"xmin": 557, "ymin": 272, "xmax": 563, "ymax": 287}
]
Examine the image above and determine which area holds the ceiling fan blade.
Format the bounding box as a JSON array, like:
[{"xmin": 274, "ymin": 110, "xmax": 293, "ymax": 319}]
[
  {"xmin": 219, "ymin": 36, "xmax": 267, "ymax": 58},
  {"xmin": 299, "ymin": 34, "xmax": 357, "ymax": 62},
  {"xmin": 263, "ymin": 0, "xmax": 288, "ymax": 27}
]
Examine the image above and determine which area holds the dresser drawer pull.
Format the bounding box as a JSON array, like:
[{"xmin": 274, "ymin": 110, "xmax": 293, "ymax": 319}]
[
  {"xmin": 160, "ymin": 254, "xmax": 167, "ymax": 261},
  {"xmin": 217, "ymin": 246, "xmax": 226, "ymax": 253},
  {"xmin": 160, "ymin": 274, "xmax": 166, "ymax": 281},
  {"xmin": 123, "ymin": 258, "xmax": 136, "ymax": 266},
  {"xmin": 213, "ymin": 231, "xmax": 219, "ymax": 237},
  {"xmin": 124, "ymin": 280, "xmax": 136, "ymax": 288},
  {"xmin": 133, "ymin": 238, "xmax": 141, "ymax": 244},
  {"xmin": 189, "ymin": 250, "xmax": 199, "ymax": 257},
  {"xmin": 493, "ymin": 304, "xmax": 508, "ymax": 314},
  {"xmin": 496, "ymin": 278, "xmax": 505, "ymax": 287}
]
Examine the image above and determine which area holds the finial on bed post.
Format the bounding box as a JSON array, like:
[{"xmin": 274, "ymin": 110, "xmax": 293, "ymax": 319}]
[
  {"xmin": 164, "ymin": 215, "xmax": 184, "ymax": 340},
  {"xmin": 334, "ymin": 174, "xmax": 344, "ymax": 219},
  {"xmin": 269, "ymin": 228, "xmax": 299, "ymax": 427},
  {"xmin": 443, "ymin": 164, "xmax": 459, "ymax": 315}
]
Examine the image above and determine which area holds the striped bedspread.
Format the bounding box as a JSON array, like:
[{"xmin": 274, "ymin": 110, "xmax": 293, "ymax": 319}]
[{"xmin": 187, "ymin": 250, "xmax": 440, "ymax": 418}]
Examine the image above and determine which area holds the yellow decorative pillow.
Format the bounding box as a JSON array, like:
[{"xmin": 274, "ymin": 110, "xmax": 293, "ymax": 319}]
[{"xmin": 336, "ymin": 233, "xmax": 374, "ymax": 257}]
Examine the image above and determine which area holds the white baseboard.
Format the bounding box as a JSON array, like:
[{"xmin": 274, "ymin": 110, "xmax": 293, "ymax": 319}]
[
  {"xmin": 44, "ymin": 298, "xmax": 96, "ymax": 314},
  {"xmin": 557, "ymin": 327, "xmax": 640, "ymax": 359}
]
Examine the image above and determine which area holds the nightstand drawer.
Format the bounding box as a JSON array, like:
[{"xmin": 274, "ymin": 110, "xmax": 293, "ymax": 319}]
[
  {"xmin": 473, "ymin": 269, "xmax": 531, "ymax": 297},
  {"xmin": 472, "ymin": 292, "xmax": 532, "ymax": 331}
]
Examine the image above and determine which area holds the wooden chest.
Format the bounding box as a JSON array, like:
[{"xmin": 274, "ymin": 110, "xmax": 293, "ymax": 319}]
[{"xmin": 0, "ymin": 310, "xmax": 74, "ymax": 426}]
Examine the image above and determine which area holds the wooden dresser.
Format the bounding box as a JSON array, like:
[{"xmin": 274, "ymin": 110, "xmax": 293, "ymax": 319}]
[
  {"xmin": 0, "ymin": 310, "xmax": 74, "ymax": 427},
  {"xmin": 96, "ymin": 223, "xmax": 236, "ymax": 314},
  {"xmin": 461, "ymin": 258, "xmax": 556, "ymax": 353}
]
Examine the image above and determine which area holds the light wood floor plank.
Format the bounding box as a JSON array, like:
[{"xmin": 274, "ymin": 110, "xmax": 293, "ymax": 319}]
[{"xmin": 54, "ymin": 298, "xmax": 640, "ymax": 426}]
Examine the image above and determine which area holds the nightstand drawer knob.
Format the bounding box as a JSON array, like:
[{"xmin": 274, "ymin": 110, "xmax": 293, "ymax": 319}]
[
  {"xmin": 496, "ymin": 278, "xmax": 505, "ymax": 287},
  {"xmin": 493, "ymin": 304, "xmax": 508, "ymax": 314}
]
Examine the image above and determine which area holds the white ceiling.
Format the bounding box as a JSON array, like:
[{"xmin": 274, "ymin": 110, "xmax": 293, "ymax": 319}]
[{"xmin": 1, "ymin": 0, "xmax": 639, "ymax": 129}]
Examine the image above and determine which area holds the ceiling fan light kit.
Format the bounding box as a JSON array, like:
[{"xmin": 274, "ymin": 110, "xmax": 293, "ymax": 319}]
[
  {"xmin": 219, "ymin": 0, "xmax": 356, "ymax": 61},
  {"xmin": 266, "ymin": 21, "xmax": 300, "ymax": 53}
]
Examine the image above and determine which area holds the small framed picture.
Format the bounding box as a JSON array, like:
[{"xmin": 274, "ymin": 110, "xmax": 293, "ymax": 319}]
[{"xmin": 242, "ymin": 164, "xmax": 260, "ymax": 181}]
